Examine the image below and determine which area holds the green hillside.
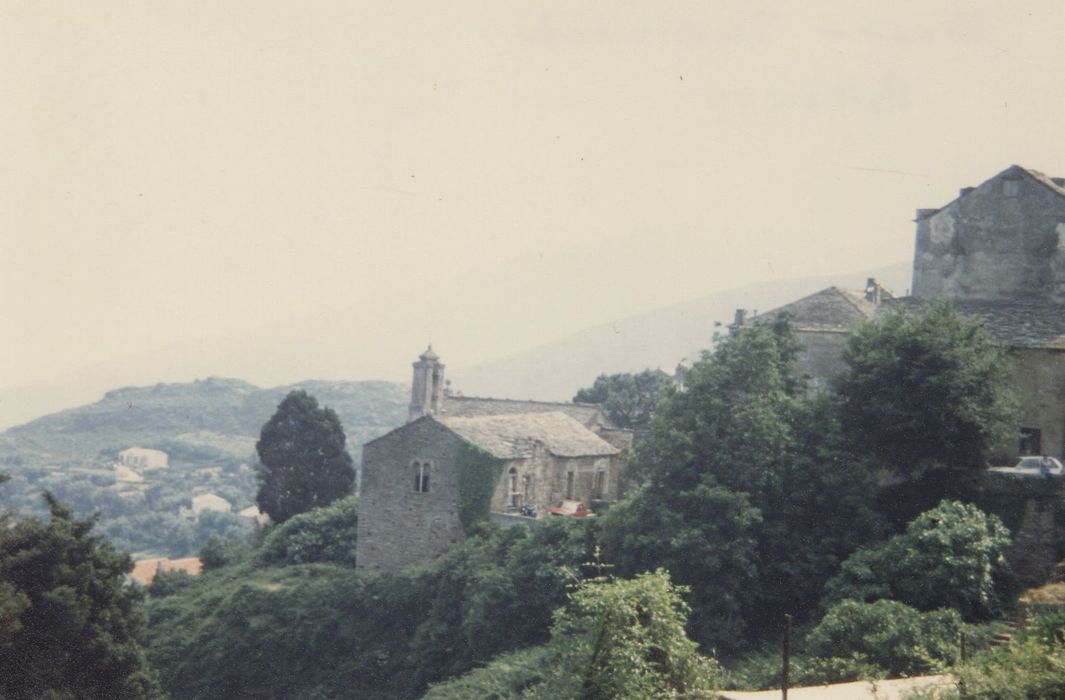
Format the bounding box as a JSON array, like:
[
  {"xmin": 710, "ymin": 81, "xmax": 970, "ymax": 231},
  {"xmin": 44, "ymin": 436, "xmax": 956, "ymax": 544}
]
[
  {"xmin": 0, "ymin": 377, "xmax": 407, "ymax": 467},
  {"xmin": 0, "ymin": 378, "xmax": 407, "ymax": 558}
]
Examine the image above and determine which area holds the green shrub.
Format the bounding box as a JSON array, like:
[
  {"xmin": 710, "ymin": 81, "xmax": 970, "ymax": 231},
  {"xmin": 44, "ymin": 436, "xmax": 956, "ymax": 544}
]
[
  {"xmin": 258, "ymin": 495, "xmax": 358, "ymax": 566},
  {"xmin": 805, "ymin": 599, "xmax": 966, "ymax": 681},
  {"xmin": 823, "ymin": 500, "xmax": 1013, "ymax": 620}
]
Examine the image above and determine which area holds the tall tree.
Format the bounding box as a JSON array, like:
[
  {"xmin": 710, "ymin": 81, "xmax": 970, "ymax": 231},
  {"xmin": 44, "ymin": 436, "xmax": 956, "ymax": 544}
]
[
  {"xmin": 599, "ymin": 319, "xmax": 882, "ymax": 650},
  {"xmin": 573, "ymin": 370, "xmax": 675, "ymax": 431},
  {"xmin": 836, "ymin": 302, "xmax": 1018, "ymax": 474},
  {"xmin": 255, "ymin": 390, "xmax": 355, "ymax": 524},
  {"xmin": 0, "ymin": 491, "xmax": 164, "ymax": 699}
]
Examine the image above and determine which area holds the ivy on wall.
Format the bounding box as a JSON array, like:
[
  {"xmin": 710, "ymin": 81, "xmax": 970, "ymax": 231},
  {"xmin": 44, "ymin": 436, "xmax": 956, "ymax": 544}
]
[{"xmin": 455, "ymin": 442, "xmax": 503, "ymax": 532}]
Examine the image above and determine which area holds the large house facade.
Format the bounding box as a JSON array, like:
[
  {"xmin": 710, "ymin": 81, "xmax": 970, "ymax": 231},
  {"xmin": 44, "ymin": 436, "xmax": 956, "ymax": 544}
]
[{"xmin": 355, "ymin": 347, "xmax": 631, "ymax": 574}]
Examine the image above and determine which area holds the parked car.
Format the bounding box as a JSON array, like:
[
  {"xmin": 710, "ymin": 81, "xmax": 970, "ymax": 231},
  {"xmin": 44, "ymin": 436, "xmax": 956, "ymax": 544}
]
[
  {"xmin": 989, "ymin": 455, "xmax": 1065, "ymax": 477},
  {"xmin": 547, "ymin": 499, "xmax": 595, "ymax": 518}
]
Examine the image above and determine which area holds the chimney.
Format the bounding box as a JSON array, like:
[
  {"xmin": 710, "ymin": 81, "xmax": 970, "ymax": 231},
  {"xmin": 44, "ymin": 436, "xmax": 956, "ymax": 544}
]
[
  {"xmin": 733, "ymin": 308, "xmax": 748, "ymax": 327},
  {"xmin": 865, "ymin": 278, "xmax": 882, "ymax": 305}
]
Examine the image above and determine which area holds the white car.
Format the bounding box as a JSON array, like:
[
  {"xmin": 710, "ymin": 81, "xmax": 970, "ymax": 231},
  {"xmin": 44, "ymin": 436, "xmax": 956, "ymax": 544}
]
[{"xmin": 990, "ymin": 455, "xmax": 1065, "ymax": 477}]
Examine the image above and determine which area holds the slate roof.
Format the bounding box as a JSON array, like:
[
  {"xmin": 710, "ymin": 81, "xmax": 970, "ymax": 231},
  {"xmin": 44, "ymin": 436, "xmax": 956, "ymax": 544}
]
[
  {"xmin": 745, "ymin": 286, "xmax": 885, "ymax": 333},
  {"xmin": 888, "ymin": 297, "xmax": 1065, "ymax": 350},
  {"xmin": 439, "ymin": 412, "xmax": 620, "ymax": 460},
  {"xmin": 918, "ymin": 164, "xmax": 1065, "ymax": 219},
  {"xmin": 1021, "ymin": 166, "xmax": 1065, "ymax": 199},
  {"xmin": 440, "ymin": 395, "xmax": 608, "ymax": 427}
]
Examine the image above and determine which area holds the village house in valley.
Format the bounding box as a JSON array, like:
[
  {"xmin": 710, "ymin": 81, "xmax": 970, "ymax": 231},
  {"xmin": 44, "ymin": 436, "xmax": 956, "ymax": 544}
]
[
  {"xmin": 355, "ymin": 347, "xmax": 631, "ymax": 574},
  {"xmin": 739, "ymin": 165, "xmax": 1065, "ymax": 461}
]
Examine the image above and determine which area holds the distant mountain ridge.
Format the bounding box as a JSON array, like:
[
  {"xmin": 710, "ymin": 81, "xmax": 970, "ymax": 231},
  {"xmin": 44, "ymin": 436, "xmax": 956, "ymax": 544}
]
[
  {"xmin": 0, "ymin": 378, "xmax": 409, "ymax": 467},
  {"xmin": 448, "ymin": 262, "xmax": 911, "ymax": 401},
  {"xmin": 0, "ymin": 262, "xmax": 910, "ymax": 450}
]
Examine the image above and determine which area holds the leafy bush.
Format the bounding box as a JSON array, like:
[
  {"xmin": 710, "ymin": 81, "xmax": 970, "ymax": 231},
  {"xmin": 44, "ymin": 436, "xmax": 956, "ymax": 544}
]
[
  {"xmin": 258, "ymin": 495, "xmax": 358, "ymax": 566},
  {"xmin": 145, "ymin": 519, "xmax": 601, "ymax": 699},
  {"xmin": 199, "ymin": 533, "xmax": 255, "ymax": 571},
  {"xmin": 421, "ymin": 646, "xmax": 552, "ymax": 700},
  {"xmin": 148, "ymin": 569, "xmax": 196, "ymax": 598},
  {"xmin": 823, "ymin": 500, "xmax": 1013, "ymax": 620},
  {"xmin": 427, "ymin": 571, "xmax": 721, "ymax": 699},
  {"xmin": 950, "ymin": 637, "xmax": 1065, "ymax": 699},
  {"xmin": 525, "ymin": 570, "xmax": 721, "ymax": 699},
  {"xmin": 804, "ymin": 599, "xmax": 966, "ymax": 681}
]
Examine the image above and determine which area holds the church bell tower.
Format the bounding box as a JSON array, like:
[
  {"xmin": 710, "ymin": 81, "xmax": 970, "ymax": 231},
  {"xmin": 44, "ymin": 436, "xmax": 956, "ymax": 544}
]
[{"xmin": 409, "ymin": 345, "xmax": 445, "ymax": 422}]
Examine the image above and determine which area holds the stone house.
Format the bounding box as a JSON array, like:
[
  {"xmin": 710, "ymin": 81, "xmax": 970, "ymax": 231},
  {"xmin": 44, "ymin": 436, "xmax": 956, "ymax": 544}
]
[
  {"xmin": 355, "ymin": 347, "xmax": 631, "ymax": 574},
  {"xmin": 118, "ymin": 447, "xmax": 168, "ymax": 470},
  {"xmin": 731, "ymin": 282, "xmax": 891, "ymax": 392},
  {"xmin": 739, "ymin": 165, "xmax": 1065, "ymax": 461}
]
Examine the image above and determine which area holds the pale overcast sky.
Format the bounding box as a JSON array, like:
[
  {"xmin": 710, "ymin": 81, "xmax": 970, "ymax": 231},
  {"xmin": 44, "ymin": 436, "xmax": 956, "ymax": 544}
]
[{"xmin": 5, "ymin": 2, "xmax": 1065, "ymax": 396}]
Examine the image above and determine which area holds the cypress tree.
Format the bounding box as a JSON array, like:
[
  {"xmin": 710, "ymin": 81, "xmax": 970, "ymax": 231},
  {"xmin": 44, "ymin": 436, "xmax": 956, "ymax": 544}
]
[{"xmin": 255, "ymin": 390, "xmax": 356, "ymax": 524}]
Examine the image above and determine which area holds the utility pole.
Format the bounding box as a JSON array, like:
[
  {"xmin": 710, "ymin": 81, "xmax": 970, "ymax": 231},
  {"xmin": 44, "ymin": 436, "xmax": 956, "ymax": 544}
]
[{"xmin": 782, "ymin": 613, "xmax": 792, "ymax": 700}]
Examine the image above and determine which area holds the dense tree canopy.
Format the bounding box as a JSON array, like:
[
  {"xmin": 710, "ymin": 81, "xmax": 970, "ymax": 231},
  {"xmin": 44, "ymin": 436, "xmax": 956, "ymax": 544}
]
[
  {"xmin": 144, "ymin": 518, "xmax": 599, "ymax": 699},
  {"xmin": 599, "ymin": 318, "xmax": 882, "ymax": 649},
  {"xmin": 573, "ymin": 369, "xmax": 675, "ymax": 431},
  {"xmin": 0, "ymin": 492, "xmax": 163, "ymax": 699},
  {"xmin": 255, "ymin": 390, "xmax": 355, "ymax": 524},
  {"xmin": 836, "ymin": 302, "xmax": 1018, "ymax": 474}
]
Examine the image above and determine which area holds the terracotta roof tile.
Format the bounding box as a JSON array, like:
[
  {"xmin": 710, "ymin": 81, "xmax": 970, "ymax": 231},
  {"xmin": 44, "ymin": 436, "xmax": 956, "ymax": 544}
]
[{"xmin": 129, "ymin": 557, "xmax": 203, "ymax": 586}]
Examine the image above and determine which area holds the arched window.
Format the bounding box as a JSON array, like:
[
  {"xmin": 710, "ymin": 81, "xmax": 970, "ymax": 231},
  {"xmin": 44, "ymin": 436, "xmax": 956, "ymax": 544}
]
[
  {"xmin": 413, "ymin": 460, "xmax": 431, "ymax": 493},
  {"xmin": 593, "ymin": 469, "xmax": 607, "ymax": 499}
]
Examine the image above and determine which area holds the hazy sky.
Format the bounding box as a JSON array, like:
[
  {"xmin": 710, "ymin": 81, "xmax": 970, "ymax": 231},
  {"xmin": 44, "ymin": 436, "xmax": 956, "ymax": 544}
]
[{"xmin": 6, "ymin": 2, "xmax": 1065, "ymax": 394}]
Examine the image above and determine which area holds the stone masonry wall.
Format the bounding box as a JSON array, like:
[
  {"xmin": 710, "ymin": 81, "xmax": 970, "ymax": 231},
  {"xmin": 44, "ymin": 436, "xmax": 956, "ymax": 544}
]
[
  {"xmin": 1004, "ymin": 348, "xmax": 1065, "ymax": 460},
  {"xmin": 914, "ymin": 167, "xmax": 1065, "ymax": 303},
  {"xmin": 1008, "ymin": 496, "xmax": 1064, "ymax": 588},
  {"xmin": 489, "ymin": 448, "xmax": 619, "ymax": 514},
  {"xmin": 356, "ymin": 418, "xmax": 466, "ymax": 574},
  {"xmin": 793, "ymin": 330, "xmax": 851, "ymax": 391}
]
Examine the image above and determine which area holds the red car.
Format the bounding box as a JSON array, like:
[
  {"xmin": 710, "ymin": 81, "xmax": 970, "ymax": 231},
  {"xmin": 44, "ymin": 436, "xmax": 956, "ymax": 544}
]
[{"xmin": 547, "ymin": 499, "xmax": 595, "ymax": 518}]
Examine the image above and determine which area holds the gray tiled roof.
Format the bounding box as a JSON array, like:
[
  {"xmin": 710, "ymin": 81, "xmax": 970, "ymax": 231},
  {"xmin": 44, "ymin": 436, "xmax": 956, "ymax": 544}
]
[
  {"xmin": 439, "ymin": 412, "xmax": 620, "ymax": 459},
  {"xmin": 746, "ymin": 286, "xmax": 885, "ymax": 332},
  {"xmin": 440, "ymin": 395, "xmax": 608, "ymax": 427},
  {"xmin": 1021, "ymin": 166, "xmax": 1065, "ymax": 199},
  {"xmin": 888, "ymin": 297, "xmax": 1065, "ymax": 350},
  {"xmin": 918, "ymin": 165, "xmax": 1065, "ymax": 219}
]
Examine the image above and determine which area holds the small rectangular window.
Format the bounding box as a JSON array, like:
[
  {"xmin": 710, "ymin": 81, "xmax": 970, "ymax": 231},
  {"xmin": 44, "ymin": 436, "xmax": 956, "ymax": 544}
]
[
  {"xmin": 413, "ymin": 461, "xmax": 431, "ymax": 493},
  {"xmin": 593, "ymin": 470, "xmax": 606, "ymax": 499}
]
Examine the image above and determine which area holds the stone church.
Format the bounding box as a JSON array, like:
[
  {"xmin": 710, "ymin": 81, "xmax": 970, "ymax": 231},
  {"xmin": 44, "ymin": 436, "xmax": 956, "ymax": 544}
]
[
  {"xmin": 738, "ymin": 164, "xmax": 1065, "ymax": 461},
  {"xmin": 355, "ymin": 347, "xmax": 631, "ymax": 574}
]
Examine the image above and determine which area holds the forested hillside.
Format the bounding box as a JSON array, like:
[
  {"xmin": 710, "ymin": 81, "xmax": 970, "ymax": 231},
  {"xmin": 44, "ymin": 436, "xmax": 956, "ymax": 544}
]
[
  {"xmin": 0, "ymin": 378, "xmax": 406, "ymax": 556},
  {"xmin": 0, "ymin": 377, "xmax": 407, "ymax": 467}
]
